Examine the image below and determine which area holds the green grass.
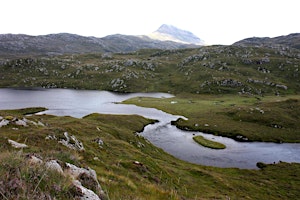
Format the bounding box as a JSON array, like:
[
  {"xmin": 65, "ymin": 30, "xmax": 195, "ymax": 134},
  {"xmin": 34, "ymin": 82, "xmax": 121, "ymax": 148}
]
[
  {"xmin": 124, "ymin": 94, "xmax": 300, "ymax": 143},
  {"xmin": 1, "ymin": 108, "xmax": 300, "ymax": 199},
  {"xmin": 193, "ymin": 135, "xmax": 226, "ymax": 149}
]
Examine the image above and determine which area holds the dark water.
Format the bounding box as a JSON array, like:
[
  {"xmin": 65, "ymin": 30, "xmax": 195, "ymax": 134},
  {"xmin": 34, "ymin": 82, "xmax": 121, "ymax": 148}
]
[{"xmin": 1, "ymin": 88, "xmax": 299, "ymax": 169}]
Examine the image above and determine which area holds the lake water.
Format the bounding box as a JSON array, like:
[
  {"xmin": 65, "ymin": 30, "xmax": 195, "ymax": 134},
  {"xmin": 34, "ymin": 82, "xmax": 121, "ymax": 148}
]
[{"xmin": 1, "ymin": 88, "xmax": 300, "ymax": 169}]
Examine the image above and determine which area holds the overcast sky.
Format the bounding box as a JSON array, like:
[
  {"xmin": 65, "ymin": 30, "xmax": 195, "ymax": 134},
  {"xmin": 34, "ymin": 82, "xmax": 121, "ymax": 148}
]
[{"xmin": 1, "ymin": 0, "xmax": 299, "ymax": 45}]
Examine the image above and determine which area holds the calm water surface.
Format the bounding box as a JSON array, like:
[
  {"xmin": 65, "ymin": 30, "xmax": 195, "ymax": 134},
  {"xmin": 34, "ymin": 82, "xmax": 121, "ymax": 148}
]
[{"xmin": 1, "ymin": 88, "xmax": 300, "ymax": 169}]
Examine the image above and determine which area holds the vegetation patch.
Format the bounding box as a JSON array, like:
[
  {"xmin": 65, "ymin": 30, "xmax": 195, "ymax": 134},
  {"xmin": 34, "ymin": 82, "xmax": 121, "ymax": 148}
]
[{"xmin": 193, "ymin": 135, "xmax": 226, "ymax": 149}]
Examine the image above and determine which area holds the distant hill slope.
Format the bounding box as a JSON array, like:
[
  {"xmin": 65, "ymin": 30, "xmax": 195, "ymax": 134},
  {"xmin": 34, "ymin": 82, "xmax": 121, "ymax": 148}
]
[
  {"xmin": 0, "ymin": 32, "xmax": 199, "ymax": 58},
  {"xmin": 148, "ymin": 24, "xmax": 205, "ymax": 45},
  {"xmin": 1, "ymin": 45, "xmax": 299, "ymax": 95},
  {"xmin": 233, "ymin": 33, "xmax": 300, "ymax": 49}
]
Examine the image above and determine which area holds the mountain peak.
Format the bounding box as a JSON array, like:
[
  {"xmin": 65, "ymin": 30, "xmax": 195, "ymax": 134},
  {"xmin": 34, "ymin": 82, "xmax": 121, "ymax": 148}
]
[{"xmin": 148, "ymin": 24, "xmax": 205, "ymax": 45}]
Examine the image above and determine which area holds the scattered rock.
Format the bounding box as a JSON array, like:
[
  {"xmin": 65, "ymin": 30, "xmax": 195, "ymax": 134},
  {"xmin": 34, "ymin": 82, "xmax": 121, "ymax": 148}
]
[
  {"xmin": 0, "ymin": 116, "xmax": 45, "ymax": 128},
  {"xmin": 45, "ymin": 135, "xmax": 57, "ymax": 140},
  {"xmin": 133, "ymin": 161, "xmax": 143, "ymax": 166},
  {"xmin": 58, "ymin": 132, "xmax": 85, "ymax": 151},
  {"xmin": 92, "ymin": 138, "xmax": 104, "ymax": 148},
  {"xmin": 8, "ymin": 139, "xmax": 28, "ymax": 148},
  {"xmin": 236, "ymin": 135, "xmax": 249, "ymax": 141},
  {"xmin": 0, "ymin": 119, "xmax": 10, "ymax": 127}
]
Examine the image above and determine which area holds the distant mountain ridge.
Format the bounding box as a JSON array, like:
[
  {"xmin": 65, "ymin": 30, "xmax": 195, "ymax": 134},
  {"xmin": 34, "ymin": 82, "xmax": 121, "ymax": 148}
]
[
  {"xmin": 233, "ymin": 33, "xmax": 300, "ymax": 49},
  {"xmin": 148, "ymin": 24, "xmax": 205, "ymax": 45},
  {"xmin": 0, "ymin": 25, "xmax": 202, "ymax": 58}
]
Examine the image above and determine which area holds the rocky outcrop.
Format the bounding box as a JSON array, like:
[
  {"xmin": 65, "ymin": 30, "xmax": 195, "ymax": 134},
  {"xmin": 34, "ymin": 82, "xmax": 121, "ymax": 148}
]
[
  {"xmin": 46, "ymin": 132, "xmax": 85, "ymax": 151},
  {"xmin": 27, "ymin": 155, "xmax": 105, "ymax": 200},
  {"xmin": 0, "ymin": 115, "xmax": 45, "ymax": 128}
]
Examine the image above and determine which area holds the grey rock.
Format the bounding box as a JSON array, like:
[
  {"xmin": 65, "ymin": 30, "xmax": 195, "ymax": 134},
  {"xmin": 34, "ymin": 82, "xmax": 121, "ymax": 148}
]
[{"xmin": 8, "ymin": 139, "xmax": 28, "ymax": 148}]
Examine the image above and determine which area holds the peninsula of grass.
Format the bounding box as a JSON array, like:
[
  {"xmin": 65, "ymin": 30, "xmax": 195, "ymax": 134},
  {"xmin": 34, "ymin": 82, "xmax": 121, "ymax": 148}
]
[
  {"xmin": 123, "ymin": 94, "xmax": 300, "ymax": 143},
  {"xmin": 193, "ymin": 135, "xmax": 226, "ymax": 149}
]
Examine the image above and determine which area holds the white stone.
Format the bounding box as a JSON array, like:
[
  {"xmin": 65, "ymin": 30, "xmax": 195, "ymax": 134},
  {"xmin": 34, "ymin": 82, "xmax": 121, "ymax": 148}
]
[
  {"xmin": 46, "ymin": 160, "xmax": 64, "ymax": 174},
  {"xmin": 15, "ymin": 119, "xmax": 27, "ymax": 126},
  {"xmin": 8, "ymin": 139, "xmax": 28, "ymax": 148},
  {"xmin": 0, "ymin": 119, "xmax": 9, "ymax": 127}
]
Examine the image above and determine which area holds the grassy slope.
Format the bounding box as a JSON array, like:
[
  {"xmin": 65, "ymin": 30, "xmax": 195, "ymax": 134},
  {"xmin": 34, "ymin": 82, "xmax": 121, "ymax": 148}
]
[{"xmin": 0, "ymin": 108, "xmax": 300, "ymax": 199}]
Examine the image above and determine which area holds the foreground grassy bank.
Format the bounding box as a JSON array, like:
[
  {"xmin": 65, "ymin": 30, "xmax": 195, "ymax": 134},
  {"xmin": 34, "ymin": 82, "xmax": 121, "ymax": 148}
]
[
  {"xmin": 0, "ymin": 108, "xmax": 300, "ymax": 199},
  {"xmin": 124, "ymin": 94, "xmax": 300, "ymax": 143}
]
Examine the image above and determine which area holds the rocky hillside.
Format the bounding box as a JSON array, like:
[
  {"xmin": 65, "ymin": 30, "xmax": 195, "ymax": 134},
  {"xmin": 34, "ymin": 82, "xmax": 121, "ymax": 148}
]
[
  {"xmin": 1, "ymin": 45, "xmax": 299, "ymax": 95},
  {"xmin": 233, "ymin": 33, "xmax": 300, "ymax": 49},
  {"xmin": 0, "ymin": 31, "xmax": 199, "ymax": 58},
  {"xmin": 148, "ymin": 24, "xmax": 205, "ymax": 45}
]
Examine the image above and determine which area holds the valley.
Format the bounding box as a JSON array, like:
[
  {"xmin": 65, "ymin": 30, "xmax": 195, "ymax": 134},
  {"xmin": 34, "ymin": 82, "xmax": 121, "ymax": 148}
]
[{"xmin": 0, "ymin": 31, "xmax": 300, "ymax": 199}]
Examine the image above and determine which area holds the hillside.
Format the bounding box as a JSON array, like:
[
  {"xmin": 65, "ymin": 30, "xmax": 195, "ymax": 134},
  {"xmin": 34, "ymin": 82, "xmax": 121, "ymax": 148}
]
[
  {"xmin": 0, "ymin": 31, "xmax": 200, "ymax": 59},
  {"xmin": 1, "ymin": 45, "xmax": 299, "ymax": 95},
  {"xmin": 233, "ymin": 33, "xmax": 300, "ymax": 49}
]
